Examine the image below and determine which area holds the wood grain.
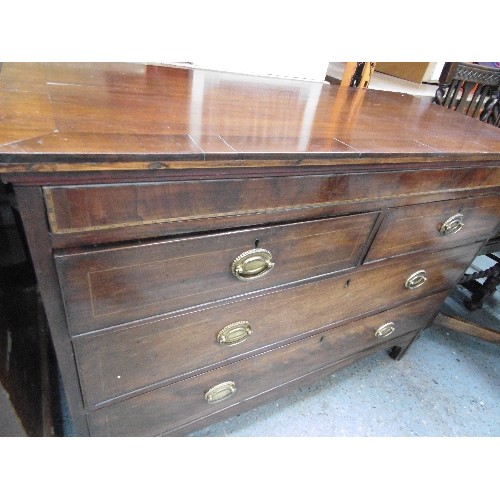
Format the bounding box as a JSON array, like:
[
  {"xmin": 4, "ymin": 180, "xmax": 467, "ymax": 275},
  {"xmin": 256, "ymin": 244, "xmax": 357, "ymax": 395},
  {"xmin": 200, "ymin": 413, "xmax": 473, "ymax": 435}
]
[
  {"xmin": 44, "ymin": 167, "xmax": 500, "ymax": 243},
  {"xmin": 434, "ymin": 313, "xmax": 500, "ymax": 342},
  {"xmin": 75, "ymin": 291, "xmax": 448, "ymax": 408},
  {"xmin": 1, "ymin": 63, "xmax": 500, "ymax": 170},
  {"xmin": 366, "ymin": 194, "xmax": 500, "ymax": 261},
  {"xmin": 56, "ymin": 213, "xmax": 377, "ymax": 334},
  {"xmin": 3, "ymin": 63, "xmax": 499, "ymax": 437},
  {"xmin": 86, "ymin": 293, "xmax": 446, "ymax": 436}
]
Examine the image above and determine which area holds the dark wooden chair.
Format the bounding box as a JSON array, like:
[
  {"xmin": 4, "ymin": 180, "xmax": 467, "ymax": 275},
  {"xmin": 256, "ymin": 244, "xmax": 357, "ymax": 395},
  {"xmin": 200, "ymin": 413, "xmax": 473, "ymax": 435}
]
[
  {"xmin": 432, "ymin": 62, "xmax": 500, "ymax": 342},
  {"xmin": 434, "ymin": 62, "xmax": 500, "ymax": 127},
  {"xmin": 434, "ymin": 247, "xmax": 500, "ymax": 344},
  {"xmin": 490, "ymin": 100, "xmax": 500, "ymax": 127}
]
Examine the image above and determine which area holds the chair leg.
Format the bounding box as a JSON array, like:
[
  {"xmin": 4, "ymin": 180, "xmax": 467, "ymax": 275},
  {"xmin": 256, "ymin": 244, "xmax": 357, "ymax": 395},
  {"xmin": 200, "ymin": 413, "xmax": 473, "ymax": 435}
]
[
  {"xmin": 463, "ymin": 261, "xmax": 500, "ymax": 311},
  {"xmin": 434, "ymin": 312, "xmax": 500, "ymax": 343}
]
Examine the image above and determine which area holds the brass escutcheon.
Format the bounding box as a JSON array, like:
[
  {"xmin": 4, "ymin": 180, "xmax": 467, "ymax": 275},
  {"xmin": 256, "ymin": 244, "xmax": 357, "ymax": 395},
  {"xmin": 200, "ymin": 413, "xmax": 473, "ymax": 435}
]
[
  {"xmin": 231, "ymin": 248, "xmax": 275, "ymax": 281},
  {"xmin": 374, "ymin": 322, "xmax": 396, "ymax": 338},
  {"xmin": 405, "ymin": 270, "xmax": 427, "ymax": 290},
  {"xmin": 205, "ymin": 381, "xmax": 237, "ymax": 404},
  {"xmin": 439, "ymin": 213, "xmax": 464, "ymax": 236},
  {"xmin": 217, "ymin": 321, "xmax": 252, "ymax": 346}
]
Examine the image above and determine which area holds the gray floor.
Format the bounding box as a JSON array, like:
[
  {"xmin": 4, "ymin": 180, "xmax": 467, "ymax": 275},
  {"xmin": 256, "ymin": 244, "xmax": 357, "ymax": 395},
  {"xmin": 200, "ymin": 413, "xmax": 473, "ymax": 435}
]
[
  {"xmin": 189, "ymin": 263, "xmax": 500, "ymax": 437},
  {"xmin": 0, "ymin": 381, "xmax": 26, "ymax": 437}
]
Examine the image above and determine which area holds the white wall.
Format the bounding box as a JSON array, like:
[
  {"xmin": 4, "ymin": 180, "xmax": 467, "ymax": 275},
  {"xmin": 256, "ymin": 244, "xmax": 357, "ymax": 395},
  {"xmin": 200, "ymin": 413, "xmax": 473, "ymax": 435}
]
[{"xmin": 169, "ymin": 61, "xmax": 330, "ymax": 83}]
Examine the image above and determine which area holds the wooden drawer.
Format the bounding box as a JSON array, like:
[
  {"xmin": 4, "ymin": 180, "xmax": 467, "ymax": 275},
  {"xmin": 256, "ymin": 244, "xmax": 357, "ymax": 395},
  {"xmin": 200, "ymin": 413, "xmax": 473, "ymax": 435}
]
[
  {"xmin": 43, "ymin": 166, "xmax": 500, "ymax": 245},
  {"xmin": 55, "ymin": 213, "xmax": 377, "ymax": 335},
  {"xmin": 366, "ymin": 194, "xmax": 500, "ymax": 262},
  {"xmin": 74, "ymin": 244, "xmax": 479, "ymax": 407},
  {"xmin": 87, "ymin": 291, "xmax": 447, "ymax": 436}
]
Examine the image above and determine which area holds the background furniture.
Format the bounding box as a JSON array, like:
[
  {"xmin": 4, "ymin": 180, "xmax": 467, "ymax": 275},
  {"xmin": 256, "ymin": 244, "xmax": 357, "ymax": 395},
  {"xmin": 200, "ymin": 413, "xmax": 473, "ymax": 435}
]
[
  {"xmin": 432, "ymin": 62, "xmax": 500, "ymax": 343},
  {"xmin": 434, "ymin": 62, "xmax": 500, "ymax": 126},
  {"xmin": 1, "ymin": 63, "xmax": 499, "ymax": 436},
  {"xmin": 325, "ymin": 63, "xmax": 438, "ymax": 96},
  {"xmin": 338, "ymin": 62, "xmax": 376, "ymax": 88},
  {"xmin": 375, "ymin": 62, "xmax": 443, "ymax": 84}
]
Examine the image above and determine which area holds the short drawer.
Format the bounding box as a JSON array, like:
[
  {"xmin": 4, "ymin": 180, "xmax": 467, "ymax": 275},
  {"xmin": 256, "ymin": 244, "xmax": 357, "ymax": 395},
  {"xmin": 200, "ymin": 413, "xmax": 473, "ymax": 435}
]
[
  {"xmin": 87, "ymin": 292, "xmax": 446, "ymax": 436},
  {"xmin": 56, "ymin": 212, "xmax": 377, "ymax": 334},
  {"xmin": 75, "ymin": 244, "xmax": 480, "ymax": 407},
  {"xmin": 366, "ymin": 194, "xmax": 500, "ymax": 262}
]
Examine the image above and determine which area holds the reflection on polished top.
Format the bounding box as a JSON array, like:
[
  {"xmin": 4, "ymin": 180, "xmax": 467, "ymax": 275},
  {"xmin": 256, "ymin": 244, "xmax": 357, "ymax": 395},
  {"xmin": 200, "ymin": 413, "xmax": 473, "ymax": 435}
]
[{"xmin": 1, "ymin": 62, "xmax": 500, "ymax": 171}]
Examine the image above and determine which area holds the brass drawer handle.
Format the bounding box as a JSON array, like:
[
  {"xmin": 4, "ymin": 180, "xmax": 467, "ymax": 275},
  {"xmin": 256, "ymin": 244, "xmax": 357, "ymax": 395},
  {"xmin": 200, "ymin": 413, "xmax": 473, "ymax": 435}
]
[
  {"xmin": 439, "ymin": 213, "xmax": 464, "ymax": 236},
  {"xmin": 205, "ymin": 381, "xmax": 236, "ymax": 404},
  {"xmin": 405, "ymin": 270, "xmax": 427, "ymax": 290},
  {"xmin": 231, "ymin": 248, "xmax": 275, "ymax": 281},
  {"xmin": 374, "ymin": 322, "xmax": 396, "ymax": 338},
  {"xmin": 217, "ymin": 321, "xmax": 252, "ymax": 346}
]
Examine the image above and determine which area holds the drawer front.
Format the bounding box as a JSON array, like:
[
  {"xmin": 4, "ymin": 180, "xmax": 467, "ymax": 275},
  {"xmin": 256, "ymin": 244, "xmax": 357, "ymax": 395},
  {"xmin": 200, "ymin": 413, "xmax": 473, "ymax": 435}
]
[
  {"xmin": 75, "ymin": 244, "xmax": 479, "ymax": 407},
  {"xmin": 87, "ymin": 292, "xmax": 446, "ymax": 436},
  {"xmin": 56, "ymin": 213, "xmax": 377, "ymax": 335},
  {"xmin": 44, "ymin": 166, "xmax": 500, "ymax": 240},
  {"xmin": 366, "ymin": 194, "xmax": 500, "ymax": 262}
]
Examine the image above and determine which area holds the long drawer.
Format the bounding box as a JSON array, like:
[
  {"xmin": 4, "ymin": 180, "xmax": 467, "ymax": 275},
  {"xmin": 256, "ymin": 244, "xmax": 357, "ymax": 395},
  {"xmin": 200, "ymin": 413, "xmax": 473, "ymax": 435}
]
[
  {"xmin": 56, "ymin": 212, "xmax": 377, "ymax": 334},
  {"xmin": 44, "ymin": 167, "xmax": 500, "ymax": 244},
  {"xmin": 366, "ymin": 194, "xmax": 500, "ymax": 262},
  {"xmin": 87, "ymin": 292, "xmax": 446, "ymax": 436},
  {"xmin": 74, "ymin": 243, "xmax": 480, "ymax": 407}
]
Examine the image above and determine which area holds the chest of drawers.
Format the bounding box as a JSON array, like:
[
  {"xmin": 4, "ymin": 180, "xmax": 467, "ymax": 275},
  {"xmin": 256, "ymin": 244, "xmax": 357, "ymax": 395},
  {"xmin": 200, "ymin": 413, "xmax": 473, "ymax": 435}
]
[{"xmin": 1, "ymin": 63, "xmax": 499, "ymax": 436}]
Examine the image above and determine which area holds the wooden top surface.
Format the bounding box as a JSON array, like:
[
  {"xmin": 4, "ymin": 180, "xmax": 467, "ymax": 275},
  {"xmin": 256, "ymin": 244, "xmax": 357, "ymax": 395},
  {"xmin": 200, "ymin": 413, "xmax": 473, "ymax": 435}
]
[{"xmin": 1, "ymin": 62, "xmax": 500, "ymax": 172}]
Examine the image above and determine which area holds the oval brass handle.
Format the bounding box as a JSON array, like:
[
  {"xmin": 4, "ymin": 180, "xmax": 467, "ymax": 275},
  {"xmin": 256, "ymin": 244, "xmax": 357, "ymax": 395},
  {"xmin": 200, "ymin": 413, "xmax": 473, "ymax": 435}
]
[
  {"xmin": 405, "ymin": 270, "xmax": 427, "ymax": 290},
  {"xmin": 231, "ymin": 248, "xmax": 275, "ymax": 281},
  {"xmin": 440, "ymin": 213, "xmax": 464, "ymax": 236},
  {"xmin": 205, "ymin": 381, "xmax": 236, "ymax": 404},
  {"xmin": 374, "ymin": 322, "xmax": 396, "ymax": 338},
  {"xmin": 217, "ymin": 321, "xmax": 252, "ymax": 346}
]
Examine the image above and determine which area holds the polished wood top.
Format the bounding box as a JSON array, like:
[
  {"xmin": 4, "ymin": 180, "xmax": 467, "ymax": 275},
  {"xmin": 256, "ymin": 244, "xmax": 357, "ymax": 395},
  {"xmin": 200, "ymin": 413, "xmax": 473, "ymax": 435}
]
[{"xmin": 1, "ymin": 62, "xmax": 500, "ymax": 172}]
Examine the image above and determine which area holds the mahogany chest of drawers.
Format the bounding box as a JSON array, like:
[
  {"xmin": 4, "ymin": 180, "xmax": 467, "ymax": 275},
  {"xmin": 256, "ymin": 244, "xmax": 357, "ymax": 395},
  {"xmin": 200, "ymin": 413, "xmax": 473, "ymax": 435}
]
[{"xmin": 1, "ymin": 63, "xmax": 499, "ymax": 436}]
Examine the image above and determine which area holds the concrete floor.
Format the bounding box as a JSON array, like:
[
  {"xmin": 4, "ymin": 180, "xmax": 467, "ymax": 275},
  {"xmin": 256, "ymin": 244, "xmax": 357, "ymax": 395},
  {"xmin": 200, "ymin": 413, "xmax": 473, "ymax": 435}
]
[
  {"xmin": 189, "ymin": 327, "xmax": 499, "ymax": 437},
  {"xmin": 0, "ymin": 381, "xmax": 26, "ymax": 436},
  {"xmin": 189, "ymin": 262, "xmax": 499, "ymax": 437}
]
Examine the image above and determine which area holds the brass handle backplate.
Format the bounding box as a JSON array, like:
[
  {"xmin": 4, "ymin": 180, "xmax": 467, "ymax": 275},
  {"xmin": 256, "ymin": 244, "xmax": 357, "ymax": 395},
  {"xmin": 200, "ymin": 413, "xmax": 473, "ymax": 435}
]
[
  {"xmin": 439, "ymin": 213, "xmax": 464, "ymax": 236},
  {"xmin": 374, "ymin": 322, "xmax": 396, "ymax": 338},
  {"xmin": 217, "ymin": 321, "xmax": 252, "ymax": 346},
  {"xmin": 405, "ymin": 270, "xmax": 427, "ymax": 290},
  {"xmin": 231, "ymin": 248, "xmax": 275, "ymax": 281},
  {"xmin": 205, "ymin": 381, "xmax": 236, "ymax": 404}
]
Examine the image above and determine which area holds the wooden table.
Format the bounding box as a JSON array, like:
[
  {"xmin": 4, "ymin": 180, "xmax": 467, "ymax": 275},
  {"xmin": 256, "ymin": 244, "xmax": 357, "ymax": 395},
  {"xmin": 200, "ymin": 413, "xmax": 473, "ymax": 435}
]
[{"xmin": 1, "ymin": 63, "xmax": 499, "ymax": 436}]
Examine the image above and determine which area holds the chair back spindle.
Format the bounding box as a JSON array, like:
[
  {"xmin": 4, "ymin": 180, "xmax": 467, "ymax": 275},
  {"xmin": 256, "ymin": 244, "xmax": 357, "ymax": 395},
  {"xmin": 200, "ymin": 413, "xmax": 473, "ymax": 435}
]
[{"xmin": 434, "ymin": 62, "xmax": 500, "ymax": 126}]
